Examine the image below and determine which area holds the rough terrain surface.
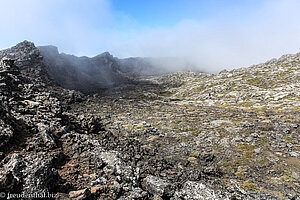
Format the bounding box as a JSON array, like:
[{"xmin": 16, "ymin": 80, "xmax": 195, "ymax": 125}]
[{"xmin": 0, "ymin": 41, "xmax": 299, "ymax": 199}]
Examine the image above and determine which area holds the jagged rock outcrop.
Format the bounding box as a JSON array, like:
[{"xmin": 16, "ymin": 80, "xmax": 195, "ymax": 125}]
[
  {"xmin": 0, "ymin": 55, "xmax": 62, "ymax": 194},
  {"xmin": 0, "ymin": 41, "xmax": 53, "ymax": 85}
]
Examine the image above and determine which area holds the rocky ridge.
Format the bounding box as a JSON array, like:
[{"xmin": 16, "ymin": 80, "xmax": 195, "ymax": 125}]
[
  {"xmin": 38, "ymin": 45, "xmax": 131, "ymax": 93},
  {"xmin": 0, "ymin": 41, "xmax": 299, "ymax": 199}
]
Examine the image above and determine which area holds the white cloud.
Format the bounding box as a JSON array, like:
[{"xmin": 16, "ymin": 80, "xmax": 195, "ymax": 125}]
[
  {"xmin": 111, "ymin": 0, "xmax": 300, "ymax": 72},
  {"xmin": 0, "ymin": 0, "xmax": 113, "ymax": 54},
  {"xmin": 1, "ymin": 0, "xmax": 300, "ymax": 72}
]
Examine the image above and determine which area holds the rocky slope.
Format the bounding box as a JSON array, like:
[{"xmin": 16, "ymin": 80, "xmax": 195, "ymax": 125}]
[{"xmin": 0, "ymin": 41, "xmax": 299, "ymax": 200}]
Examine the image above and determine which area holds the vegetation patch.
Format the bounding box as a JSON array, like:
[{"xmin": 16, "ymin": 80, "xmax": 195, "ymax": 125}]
[{"xmin": 241, "ymin": 180, "xmax": 258, "ymax": 191}]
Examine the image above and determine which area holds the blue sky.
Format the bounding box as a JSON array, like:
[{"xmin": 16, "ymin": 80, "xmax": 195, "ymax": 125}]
[
  {"xmin": 112, "ymin": 0, "xmax": 263, "ymax": 28},
  {"xmin": 1, "ymin": 0, "xmax": 300, "ymax": 71}
]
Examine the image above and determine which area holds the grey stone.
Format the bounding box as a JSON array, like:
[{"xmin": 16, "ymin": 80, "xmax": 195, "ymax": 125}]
[
  {"xmin": 174, "ymin": 181, "xmax": 220, "ymax": 200},
  {"xmin": 143, "ymin": 175, "xmax": 174, "ymax": 197}
]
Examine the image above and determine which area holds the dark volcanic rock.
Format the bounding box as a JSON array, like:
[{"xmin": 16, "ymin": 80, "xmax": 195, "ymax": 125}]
[
  {"xmin": 0, "ymin": 42, "xmax": 82, "ymax": 195},
  {"xmin": 0, "ymin": 41, "xmax": 52, "ymax": 84},
  {"xmin": 0, "ymin": 41, "xmax": 41, "ymax": 69},
  {"xmin": 0, "ymin": 105, "xmax": 14, "ymax": 148}
]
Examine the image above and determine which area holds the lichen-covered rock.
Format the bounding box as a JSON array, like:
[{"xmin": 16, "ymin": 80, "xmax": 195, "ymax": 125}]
[
  {"xmin": 174, "ymin": 181, "xmax": 220, "ymax": 200},
  {"xmin": 0, "ymin": 119, "xmax": 14, "ymax": 148},
  {"xmin": 143, "ymin": 175, "xmax": 174, "ymax": 197},
  {"xmin": 0, "ymin": 154, "xmax": 25, "ymax": 192}
]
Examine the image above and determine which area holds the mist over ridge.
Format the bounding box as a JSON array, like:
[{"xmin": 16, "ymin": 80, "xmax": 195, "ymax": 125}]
[
  {"xmin": 38, "ymin": 45, "xmax": 128, "ymax": 93},
  {"xmin": 37, "ymin": 43, "xmax": 205, "ymax": 94}
]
